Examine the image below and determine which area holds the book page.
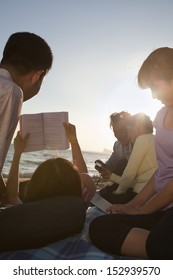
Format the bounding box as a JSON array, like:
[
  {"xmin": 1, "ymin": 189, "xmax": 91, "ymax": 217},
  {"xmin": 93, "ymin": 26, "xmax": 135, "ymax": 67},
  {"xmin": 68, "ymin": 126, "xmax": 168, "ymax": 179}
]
[
  {"xmin": 20, "ymin": 113, "xmax": 44, "ymax": 152},
  {"xmin": 43, "ymin": 112, "xmax": 69, "ymax": 150},
  {"xmin": 91, "ymin": 192, "xmax": 112, "ymax": 213}
]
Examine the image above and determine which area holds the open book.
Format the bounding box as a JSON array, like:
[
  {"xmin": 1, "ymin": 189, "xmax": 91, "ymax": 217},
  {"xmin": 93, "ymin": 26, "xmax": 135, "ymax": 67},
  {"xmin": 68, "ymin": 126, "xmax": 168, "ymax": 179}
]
[
  {"xmin": 20, "ymin": 112, "xmax": 69, "ymax": 152},
  {"xmin": 91, "ymin": 192, "xmax": 112, "ymax": 213}
]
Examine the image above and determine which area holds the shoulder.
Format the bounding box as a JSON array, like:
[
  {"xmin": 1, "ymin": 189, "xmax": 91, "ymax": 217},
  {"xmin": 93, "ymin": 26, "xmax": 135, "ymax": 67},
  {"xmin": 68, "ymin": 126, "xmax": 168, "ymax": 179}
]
[
  {"xmin": 153, "ymin": 107, "xmax": 167, "ymax": 128},
  {"xmin": 113, "ymin": 140, "xmax": 122, "ymax": 149},
  {"xmin": 135, "ymin": 134, "xmax": 154, "ymax": 146},
  {"xmin": 0, "ymin": 77, "xmax": 23, "ymax": 102}
]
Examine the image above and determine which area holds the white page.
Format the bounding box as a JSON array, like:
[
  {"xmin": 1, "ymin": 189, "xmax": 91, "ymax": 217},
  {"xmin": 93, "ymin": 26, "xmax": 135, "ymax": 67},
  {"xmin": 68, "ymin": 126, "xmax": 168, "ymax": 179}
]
[
  {"xmin": 91, "ymin": 192, "xmax": 112, "ymax": 213},
  {"xmin": 20, "ymin": 113, "xmax": 44, "ymax": 152},
  {"xmin": 43, "ymin": 112, "xmax": 69, "ymax": 150}
]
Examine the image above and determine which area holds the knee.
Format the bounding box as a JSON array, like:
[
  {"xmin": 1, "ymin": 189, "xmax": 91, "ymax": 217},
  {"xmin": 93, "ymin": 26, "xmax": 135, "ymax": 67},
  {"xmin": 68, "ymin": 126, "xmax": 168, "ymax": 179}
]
[{"xmin": 146, "ymin": 230, "xmax": 173, "ymax": 260}]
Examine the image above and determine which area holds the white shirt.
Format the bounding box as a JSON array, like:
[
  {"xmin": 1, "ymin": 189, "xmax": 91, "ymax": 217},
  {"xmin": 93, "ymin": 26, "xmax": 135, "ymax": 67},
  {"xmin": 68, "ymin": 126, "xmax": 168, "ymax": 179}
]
[{"xmin": 0, "ymin": 69, "xmax": 23, "ymax": 173}]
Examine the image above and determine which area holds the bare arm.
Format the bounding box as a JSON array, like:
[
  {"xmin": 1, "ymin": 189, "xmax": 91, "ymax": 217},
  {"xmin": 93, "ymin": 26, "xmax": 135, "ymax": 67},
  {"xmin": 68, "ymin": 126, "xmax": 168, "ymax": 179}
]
[
  {"xmin": 6, "ymin": 132, "xmax": 29, "ymax": 205},
  {"xmin": 139, "ymin": 179, "xmax": 173, "ymax": 214},
  {"xmin": 108, "ymin": 173, "xmax": 156, "ymax": 212},
  {"xmin": 63, "ymin": 123, "xmax": 88, "ymax": 173}
]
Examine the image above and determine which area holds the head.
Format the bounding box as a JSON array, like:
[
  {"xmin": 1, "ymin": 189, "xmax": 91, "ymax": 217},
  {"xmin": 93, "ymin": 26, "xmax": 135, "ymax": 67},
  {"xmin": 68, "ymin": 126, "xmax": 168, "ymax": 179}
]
[
  {"xmin": 24, "ymin": 157, "xmax": 82, "ymax": 202},
  {"xmin": 110, "ymin": 111, "xmax": 131, "ymax": 145},
  {"xmin": 127, "ymin": 113, "xmax": 153, "ymax": 143},
  {"xmin": 1, "ymin": 32, "xmax": 53, "ymax": 101},
  {"xmin": 138, "ymin": 47, "xmax": 173, "ymax": 107}
]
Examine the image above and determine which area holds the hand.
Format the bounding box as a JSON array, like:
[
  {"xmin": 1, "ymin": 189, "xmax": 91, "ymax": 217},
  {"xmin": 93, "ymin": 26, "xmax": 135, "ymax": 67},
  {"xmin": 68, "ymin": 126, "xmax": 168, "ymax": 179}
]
[
  {"xmin": 63, "ymin": 122, "xmax": 77, "ymax": 143},
  {"xmin": 106, "ymin": 203, "xmax": 142, "ymax": 214},
  {"xmin": 95, "ymin": 160, "xmax": 112, "ymax": 178},
  {"xmin": 13, "ymin": 131, "xmax": 30, "ymax": 156}
]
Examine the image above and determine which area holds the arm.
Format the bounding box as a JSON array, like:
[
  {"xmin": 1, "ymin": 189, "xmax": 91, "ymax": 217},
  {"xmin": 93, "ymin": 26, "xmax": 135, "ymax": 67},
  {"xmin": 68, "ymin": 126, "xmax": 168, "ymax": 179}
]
[
  {"xmin": 112, "ymin": 136, "xmax": 150, "ymax": 194},
  {"xmin": 108, "ymin": 173, "xmax": 156, "ymax": 212},
  {"xmin": 63, "ymin": 123, "xmax": 88, "ymax": 173},
  {"xmin": 138, "ymin": 179, "xmax": 173, "ymax": 214},
  {"xmin": 6, "ymin": 132, "xmax": 29, "ymax": 205}
]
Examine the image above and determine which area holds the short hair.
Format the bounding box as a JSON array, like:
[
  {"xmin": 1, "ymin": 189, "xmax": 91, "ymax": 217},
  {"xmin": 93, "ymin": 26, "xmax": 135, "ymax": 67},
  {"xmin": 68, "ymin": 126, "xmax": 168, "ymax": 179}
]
[
  {"xmin": 138, "ymin": 47, "xmax": 173, "ymax": 89},
  {"xmin": 109, "ymin": 111, "xmax": 131, "ymax": 128},
  {"xmin": 127, "ymin": 113, "xmax": 153, "ymax": 134},
  {"xmin": 24, "ymin": 158, "xmax": 82, "ymax": 202},
  {"xmin": 1, "ymin": 32, "xmax": 53, "ymax": 74}
]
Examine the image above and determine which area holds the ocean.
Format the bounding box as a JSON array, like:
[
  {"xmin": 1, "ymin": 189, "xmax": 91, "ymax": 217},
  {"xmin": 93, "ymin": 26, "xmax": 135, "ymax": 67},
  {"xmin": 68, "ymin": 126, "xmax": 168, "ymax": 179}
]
[{"xmin": 2, "ymin": 145, "xmax": 110, "ymax": 178}]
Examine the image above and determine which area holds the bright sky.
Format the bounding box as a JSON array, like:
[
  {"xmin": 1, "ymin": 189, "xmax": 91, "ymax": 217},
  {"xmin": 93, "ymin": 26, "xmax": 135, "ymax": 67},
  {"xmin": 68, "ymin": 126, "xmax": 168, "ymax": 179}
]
[{"xmin": 1, "ymin": 0, "xmax": 173, "ymax": 152}]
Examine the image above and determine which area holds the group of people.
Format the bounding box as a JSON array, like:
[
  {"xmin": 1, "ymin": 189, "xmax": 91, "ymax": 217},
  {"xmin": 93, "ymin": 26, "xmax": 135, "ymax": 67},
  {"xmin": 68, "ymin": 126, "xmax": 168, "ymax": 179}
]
[{"xmin": 1, "ymin": 32, "xmax": 173, "ymax": 259}]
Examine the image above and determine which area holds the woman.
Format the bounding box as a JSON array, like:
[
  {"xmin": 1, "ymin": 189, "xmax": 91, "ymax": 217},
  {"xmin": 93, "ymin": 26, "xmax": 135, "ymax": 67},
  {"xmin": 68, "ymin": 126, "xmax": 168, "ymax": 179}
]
[
  {"xmin": 7, "ymin": 123, "xmax": 96, "ymax": 207},
  {"xmin": 89, "ymin": 47, "xmax": 173, "ymax": 260},
  {"xmin": 98, "ymin": 113, "xmax": 157, "ymax": 204}
]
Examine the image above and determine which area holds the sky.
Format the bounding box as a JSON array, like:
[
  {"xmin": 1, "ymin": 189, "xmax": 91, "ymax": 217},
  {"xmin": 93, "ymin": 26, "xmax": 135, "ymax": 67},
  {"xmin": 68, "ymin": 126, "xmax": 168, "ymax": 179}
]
[{"xmin": 1, "ymin": 0, "xmax": 173, "ymax": 152}]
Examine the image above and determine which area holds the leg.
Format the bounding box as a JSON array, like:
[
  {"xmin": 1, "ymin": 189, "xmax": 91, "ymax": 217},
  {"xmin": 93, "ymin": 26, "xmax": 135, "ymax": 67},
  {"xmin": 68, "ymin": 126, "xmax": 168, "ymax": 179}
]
[
  {"xmin": 89, "ymin": 212, "xmax": 163, "ymax": 256},
  {"xmin": 146, "ymin": 207, "xmax": 173, "ymax": 259},
  {"xmin": 0, "ymin": 196, "xmax": 85, "ymax": 251},
  {"xmin": 121, "ymin": 228, "xmax": 150, "ymax": 258}
]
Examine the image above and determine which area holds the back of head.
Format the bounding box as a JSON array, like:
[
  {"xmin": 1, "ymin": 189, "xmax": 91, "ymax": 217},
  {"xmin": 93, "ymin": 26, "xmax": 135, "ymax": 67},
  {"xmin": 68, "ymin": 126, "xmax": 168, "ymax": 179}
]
[
  {"xmin": 110, "ymin": 111, "xmax": 131, "ymax": 128},
  {"xmin": 1, "ymin": 32, "xmax": 53, "ymax": 74},
  {"xmin": 138, "ymin": 47, "xmax": 173, "ymax": 89},
  {"xmin": 24, "ymin": 157, "xmax": 82, "ymax": 202},
  {"xmin": 128, "ymin": 113, "xmax": 153, "ymax": 134}
]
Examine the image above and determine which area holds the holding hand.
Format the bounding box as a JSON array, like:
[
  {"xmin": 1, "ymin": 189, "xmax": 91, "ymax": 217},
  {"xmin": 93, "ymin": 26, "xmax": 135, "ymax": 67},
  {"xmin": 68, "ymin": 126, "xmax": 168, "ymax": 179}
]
[
  {"xmin": 95, "ymin": 160, "xmax": 112, "ymax": 178},
  {"xmin": 63, "ymin": 122, "xmax": 77, "ymax": 144},
  {"xmin": 14, "ymin": 131, "xmax": 30, "ymax": 157}
]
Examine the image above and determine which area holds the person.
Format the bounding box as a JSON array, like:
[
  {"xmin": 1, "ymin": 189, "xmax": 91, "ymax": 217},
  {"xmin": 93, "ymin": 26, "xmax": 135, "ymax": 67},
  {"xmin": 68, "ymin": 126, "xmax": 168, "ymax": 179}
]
[
  {"xmin": 95, "ymin": 111, "xmax": 133, "ymax": 197},
  {"xmin": 0, "ymin": 32, "xmax": 85, "ymax": 252},
  {"xmin": 0, "ymin": 32, "xmax": 53, "ymax": 204},
  {"xmin": 9, "ymin": 123, "xmax": 96, "ymax": 208},
  {"xmin": 96, "ymin": 111, "xmax": 132, "ymax": 176},
  {"xmin": 89, "ymin": 47, "xmax": 173, "ymax": 260},
  {"xmin": 98, "ymin": 113, "xmax": 157, "ymax": 204}
]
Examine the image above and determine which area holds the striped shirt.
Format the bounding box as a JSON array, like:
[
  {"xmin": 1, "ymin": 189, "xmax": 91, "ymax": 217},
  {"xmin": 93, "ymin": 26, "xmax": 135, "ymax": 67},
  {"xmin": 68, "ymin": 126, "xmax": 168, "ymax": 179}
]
[{"xmin": 0, "ymin": 68, "xmax": 23, "ymax": 174}]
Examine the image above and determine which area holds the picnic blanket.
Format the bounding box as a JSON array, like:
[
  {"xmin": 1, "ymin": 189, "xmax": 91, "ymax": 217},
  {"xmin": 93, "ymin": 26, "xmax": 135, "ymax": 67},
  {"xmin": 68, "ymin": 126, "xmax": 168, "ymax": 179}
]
[{"xmin": 0, "ymin": 206, "xmax": 132, "ymax": 260}]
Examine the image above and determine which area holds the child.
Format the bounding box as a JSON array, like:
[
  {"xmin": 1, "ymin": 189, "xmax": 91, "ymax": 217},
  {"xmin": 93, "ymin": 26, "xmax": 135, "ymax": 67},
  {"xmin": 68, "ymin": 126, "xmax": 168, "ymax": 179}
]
[{"xmin": 89, "ymin": 47, "xmax": 173, "ymax": 260}]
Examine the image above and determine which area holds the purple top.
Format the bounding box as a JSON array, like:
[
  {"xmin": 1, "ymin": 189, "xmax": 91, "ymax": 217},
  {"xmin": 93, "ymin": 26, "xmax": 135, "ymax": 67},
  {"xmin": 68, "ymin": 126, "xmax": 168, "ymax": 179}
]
[{"xmin": 154, "ymin": 107, "xmax": 173, "ymax": 209}]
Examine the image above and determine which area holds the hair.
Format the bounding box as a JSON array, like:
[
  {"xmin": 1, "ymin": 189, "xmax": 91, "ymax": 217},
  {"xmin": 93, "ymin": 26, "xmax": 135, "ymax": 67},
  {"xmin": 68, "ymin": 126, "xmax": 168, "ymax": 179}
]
[
  {"xmin": 109, "ymin": 111, "xmax": 131, "ymax": 128},
  {"xmin": 23, "ymin": 157, "xmax": 82, "ymax": 202},
  {"xmin": 1, "ymin": 32, "xmax": 53, "ymax": 75},
  {"xmin": 127, "ymin": 113, "xmax": 153, "ymax": 134},
  {"xmin": 138, "ymin": 47, "xmax": 173, "ymax": 89}
]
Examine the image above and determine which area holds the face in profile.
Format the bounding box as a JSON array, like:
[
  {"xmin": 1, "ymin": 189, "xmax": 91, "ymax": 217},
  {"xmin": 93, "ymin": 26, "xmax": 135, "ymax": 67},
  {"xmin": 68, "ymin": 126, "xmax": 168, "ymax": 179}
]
[
  {"xmin": 112, "ymin": 119, "xmax": 130, "ymax": 145},
  {"xmin": 23, "ymin": 71, "xmax": 45, "ymax": 101}
]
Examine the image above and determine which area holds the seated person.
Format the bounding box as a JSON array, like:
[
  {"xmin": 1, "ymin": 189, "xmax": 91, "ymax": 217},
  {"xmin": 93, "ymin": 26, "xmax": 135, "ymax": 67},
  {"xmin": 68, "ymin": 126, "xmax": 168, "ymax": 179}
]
[
  {"xmin": 97, "ymin": 113, "xmax": 158, "ymax": 204},
  {"xmin": 89, "ymin": 47, "xmax": 173, "ymax": 260},
  {"xmin": 95, "ymin": 111, "xmax": 132, "ymax": 195}
]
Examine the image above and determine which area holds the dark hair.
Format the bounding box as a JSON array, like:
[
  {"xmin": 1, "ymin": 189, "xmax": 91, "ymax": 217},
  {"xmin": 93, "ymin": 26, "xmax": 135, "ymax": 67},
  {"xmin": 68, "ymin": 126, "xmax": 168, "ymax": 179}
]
[
  {"xmin": 127, "ymin": 113, "xmax": 153, "ymax": 134},
  {"xmin": 1, "ymin": 32, "xmax": 53, "ymax": 74},
  {"xmin": 24, "ymin": 158, "xmax": 82, "ymax": 202},
  {"xmin": 138, "ymin": 47, "xmax": 173, "ymax": 89},
  {"xmin": 110, "ymin": 111, "xmax": 131, "ymax": 128}
]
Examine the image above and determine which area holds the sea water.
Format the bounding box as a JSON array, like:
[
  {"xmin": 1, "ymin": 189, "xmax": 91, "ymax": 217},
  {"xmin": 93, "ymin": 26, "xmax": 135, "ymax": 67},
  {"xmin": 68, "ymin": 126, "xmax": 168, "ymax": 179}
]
[{"xmin": 2, "ymin": 145, "xmax": 110, "ymax": 178}]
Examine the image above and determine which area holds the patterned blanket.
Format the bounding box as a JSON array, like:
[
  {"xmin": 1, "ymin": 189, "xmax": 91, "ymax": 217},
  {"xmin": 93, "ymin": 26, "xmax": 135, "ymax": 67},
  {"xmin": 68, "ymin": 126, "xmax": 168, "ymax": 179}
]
[{"xmin": 0, "ymin": 206, "xmax": 132, "ymax": 260}]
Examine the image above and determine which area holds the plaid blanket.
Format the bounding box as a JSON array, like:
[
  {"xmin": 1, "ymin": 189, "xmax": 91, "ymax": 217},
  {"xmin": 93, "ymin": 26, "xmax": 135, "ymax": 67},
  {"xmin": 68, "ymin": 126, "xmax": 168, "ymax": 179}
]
[{"xmin": 0, "ymin": 206, "xmax": 131, "ymax": 260}]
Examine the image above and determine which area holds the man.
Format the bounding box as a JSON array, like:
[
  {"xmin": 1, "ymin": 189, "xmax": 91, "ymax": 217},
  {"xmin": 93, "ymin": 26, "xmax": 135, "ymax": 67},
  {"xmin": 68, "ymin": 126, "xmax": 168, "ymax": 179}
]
[
  {"xmin": 0, "ymin": 32, "xmax": 53, "ymax": 203},
  {"xmin": 0, "ymin": 32, "xmax": 85, "ymax": 252}
]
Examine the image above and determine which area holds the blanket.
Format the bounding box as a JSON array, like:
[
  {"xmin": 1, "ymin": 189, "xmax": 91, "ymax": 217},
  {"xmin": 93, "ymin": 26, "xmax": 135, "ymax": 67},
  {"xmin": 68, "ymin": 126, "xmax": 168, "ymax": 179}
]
[{"xmin": 0, "ymin": 206, "xmax": 132, "ymax": 260}]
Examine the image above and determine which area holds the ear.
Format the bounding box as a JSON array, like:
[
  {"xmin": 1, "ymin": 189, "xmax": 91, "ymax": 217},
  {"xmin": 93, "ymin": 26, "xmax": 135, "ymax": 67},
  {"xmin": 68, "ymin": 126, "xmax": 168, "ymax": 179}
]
[{"xmin": 31, "ymin": 70, "xmax": 44, "ymax": 84}]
